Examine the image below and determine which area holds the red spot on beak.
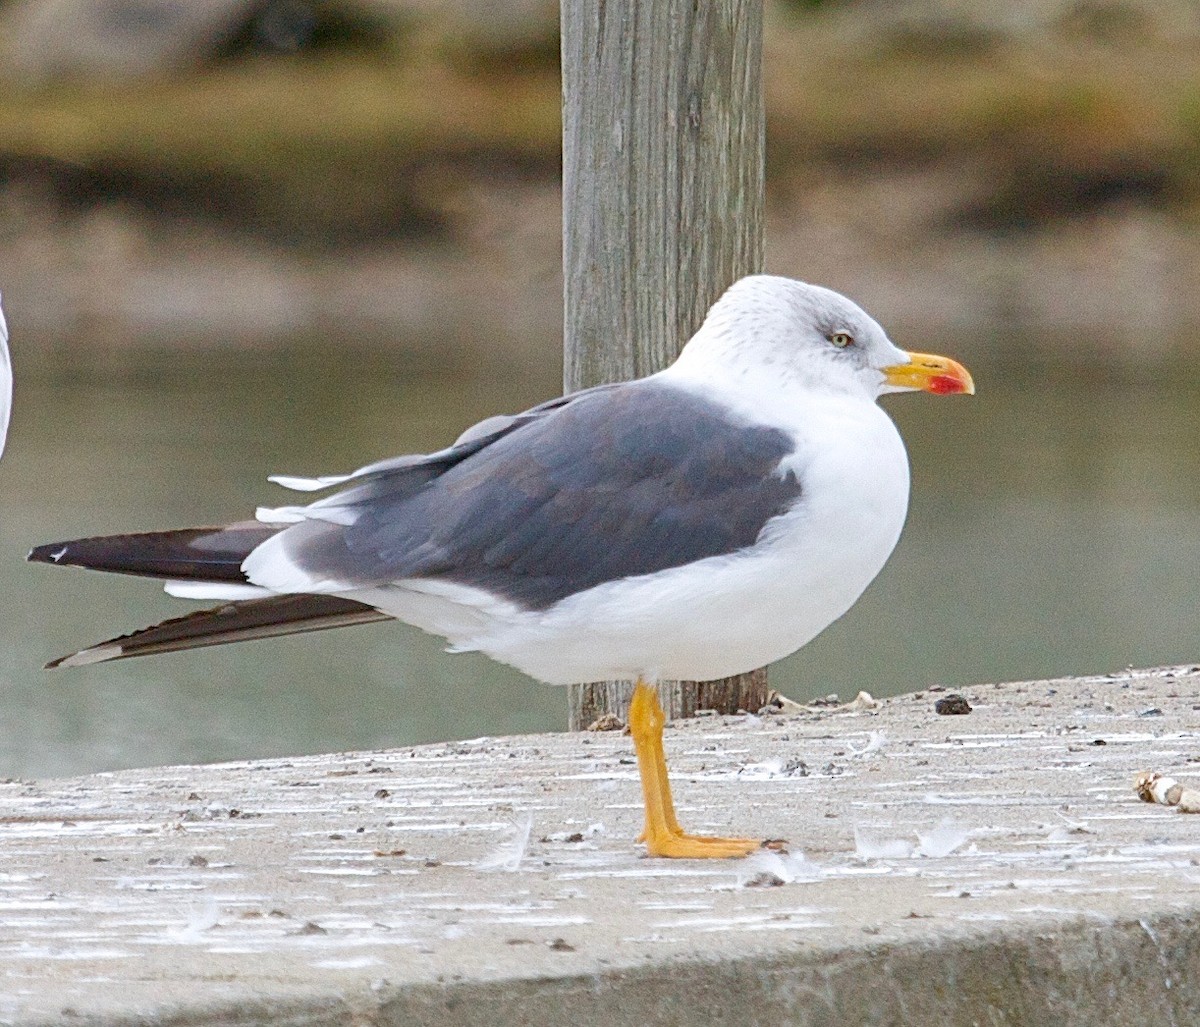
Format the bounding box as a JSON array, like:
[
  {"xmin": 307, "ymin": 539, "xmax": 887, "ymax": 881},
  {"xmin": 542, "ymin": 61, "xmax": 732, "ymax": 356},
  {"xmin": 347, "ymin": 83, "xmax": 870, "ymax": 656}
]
[{"xmin": 928, "ymin": 374, "xmax": 966, "ymax": 395}]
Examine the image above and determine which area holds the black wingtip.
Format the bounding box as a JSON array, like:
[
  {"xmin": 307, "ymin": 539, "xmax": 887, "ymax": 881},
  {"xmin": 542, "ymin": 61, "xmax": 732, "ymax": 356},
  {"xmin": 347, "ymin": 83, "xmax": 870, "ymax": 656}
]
[
  {"xmin": 42, "ymin": 594, "xmax": 391, "ymax": 670},
  {"xmin": 25, "ymin": 524, "xmax": 280, "ymax": 581},
  {"xmin": 28, "ymin": 541, "xmax": 68, "ymax": 565}
]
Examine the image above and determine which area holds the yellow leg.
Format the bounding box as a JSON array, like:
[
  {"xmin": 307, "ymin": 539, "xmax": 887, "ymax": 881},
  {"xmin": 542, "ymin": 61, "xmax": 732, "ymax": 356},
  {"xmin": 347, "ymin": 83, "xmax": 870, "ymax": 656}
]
[{"xmin": 628, "ymin": 678, "xmax": 761, "ymax": 858}]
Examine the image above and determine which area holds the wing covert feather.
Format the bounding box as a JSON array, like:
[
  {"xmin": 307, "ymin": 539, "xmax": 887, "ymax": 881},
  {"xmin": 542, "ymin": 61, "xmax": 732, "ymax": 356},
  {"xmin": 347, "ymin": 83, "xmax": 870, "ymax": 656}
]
[{"xmin": 278, "ymin": 381, "xmax": 802, "ymax": 610}]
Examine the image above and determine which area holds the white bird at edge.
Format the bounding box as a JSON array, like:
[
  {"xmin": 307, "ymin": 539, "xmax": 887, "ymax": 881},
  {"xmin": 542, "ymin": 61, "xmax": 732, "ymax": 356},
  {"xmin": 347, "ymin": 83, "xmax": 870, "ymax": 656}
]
[
  {"xmin": 28, "ymin": 275, "xmax": 974, "ymax": 859},
  {"xmin": 0, "ymin": 293, "xmax": 11, "ymax": 457}
]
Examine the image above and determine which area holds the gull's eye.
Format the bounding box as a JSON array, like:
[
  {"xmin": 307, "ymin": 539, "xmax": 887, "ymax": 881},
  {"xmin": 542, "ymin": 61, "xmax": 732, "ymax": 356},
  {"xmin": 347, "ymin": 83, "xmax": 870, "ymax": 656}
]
[{"xmin": 830, "ymin": 331, "xmax": 854, "ymax": 349}]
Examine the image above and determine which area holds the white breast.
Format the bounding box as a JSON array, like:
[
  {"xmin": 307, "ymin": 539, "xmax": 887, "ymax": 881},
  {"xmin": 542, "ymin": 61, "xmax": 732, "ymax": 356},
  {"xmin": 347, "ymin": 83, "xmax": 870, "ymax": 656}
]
[{"xmin": 429, "ymin": 382, "xmax": 911, "ymax": 685}]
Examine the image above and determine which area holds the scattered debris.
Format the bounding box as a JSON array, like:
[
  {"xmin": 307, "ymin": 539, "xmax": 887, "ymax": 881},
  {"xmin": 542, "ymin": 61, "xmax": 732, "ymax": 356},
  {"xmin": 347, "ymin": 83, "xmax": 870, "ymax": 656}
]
[
  {"xmin": 915, "ymin": 819, "xmax": 970, "ymax": 858},
  {"xmin": 853, "ymin": 827, "xmax": 913, "ymax": 859},
  {"xmin": 934, "ymin": 694, "xmax": 972, "ymax": 715},
  {"xmin": 739, "ymin": 757, "xmax": 809, "ymax": 779},
  {"xmin": 855, "ymin": 818, "xmax": 970, "ymax": 860},
  {"xmin": 586, "ymin": 713, "xmax": 624, "ymax": 732},
  {"xmin": 291, "ymin": 921, "xmax": 328, "ymax": 936},
  {"xmin": 759, "ymin": 690, "xmax": 806, "ymax": 714},
  {"xmin": 540, "ymin": 825, "xmax": 604, "ymax": 844},
  {"xmin": 742, "ymin": 870, "xmax": 787, "ymax": 888},
  {"xmin": 1134, "ymin": 771, "xmax": 1200, "ymax": 813},
  {"xmin": 848, "ymin": 730, "xmax": 886, "ymax": 758},
  {"xmin": 167, "ymin": 898, "xmax": 220, "ymax": 941},
  {"xmin": 735, "ymin": 848, "xmax": 822, "ymax": 888},
  {"xmin": 803, "ymin": 690, "xmax": 878, "ymax": 713},
  {"xmin": 477, "ymin": 814, "xmax": 533, "ymax": 871}
]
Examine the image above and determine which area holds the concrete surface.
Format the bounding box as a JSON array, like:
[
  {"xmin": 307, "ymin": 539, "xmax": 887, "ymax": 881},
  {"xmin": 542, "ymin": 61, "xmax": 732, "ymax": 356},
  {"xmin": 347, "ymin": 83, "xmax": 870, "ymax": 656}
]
[{"xmin": 2, "ymin": 665, "xmax": 1199, "ymax": 1025}]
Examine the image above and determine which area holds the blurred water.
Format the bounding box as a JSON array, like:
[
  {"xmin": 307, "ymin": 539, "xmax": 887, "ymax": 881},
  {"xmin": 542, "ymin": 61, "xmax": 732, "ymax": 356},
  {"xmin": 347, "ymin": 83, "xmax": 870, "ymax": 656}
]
[{"xmin": 3, "ymin": 344, "xmax": 1199, "ymax": 778}]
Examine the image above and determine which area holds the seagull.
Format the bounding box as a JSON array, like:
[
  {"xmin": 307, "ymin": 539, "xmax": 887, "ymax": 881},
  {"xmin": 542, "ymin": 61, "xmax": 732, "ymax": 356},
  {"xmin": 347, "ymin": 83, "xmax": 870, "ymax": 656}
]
[
  {"xmin": 0, "ymin": 293, "xmax": 12, "ymax": 456},
  {"xmin": 29, "ymin": 275, "xmax": 973, "ymax": 858}
]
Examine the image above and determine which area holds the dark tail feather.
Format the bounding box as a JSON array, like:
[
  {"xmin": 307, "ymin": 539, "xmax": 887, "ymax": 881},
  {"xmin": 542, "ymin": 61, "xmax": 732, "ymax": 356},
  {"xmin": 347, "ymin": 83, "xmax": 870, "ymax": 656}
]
[
  {"xmin": 28, "ymin": 521, "xmax": 283, "ymax": 583},
  {"xmin": 48, "ymin": 594, "xmax": 391, "ymax": 668}
]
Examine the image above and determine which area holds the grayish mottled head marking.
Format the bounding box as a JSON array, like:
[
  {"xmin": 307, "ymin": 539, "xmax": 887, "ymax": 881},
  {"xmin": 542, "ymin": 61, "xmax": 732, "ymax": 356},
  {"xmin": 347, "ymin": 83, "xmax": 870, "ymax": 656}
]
[{"xmin": 677, "ymin": 275, "xmax": 909, "ymax": 397}]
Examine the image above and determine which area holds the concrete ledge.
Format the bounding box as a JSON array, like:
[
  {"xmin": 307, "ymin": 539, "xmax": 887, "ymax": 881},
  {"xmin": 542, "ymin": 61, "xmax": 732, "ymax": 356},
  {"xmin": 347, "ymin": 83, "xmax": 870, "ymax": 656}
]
[{"xmin": 3, "ymin": 666, "xmax": 1199, "ymax": 1025}]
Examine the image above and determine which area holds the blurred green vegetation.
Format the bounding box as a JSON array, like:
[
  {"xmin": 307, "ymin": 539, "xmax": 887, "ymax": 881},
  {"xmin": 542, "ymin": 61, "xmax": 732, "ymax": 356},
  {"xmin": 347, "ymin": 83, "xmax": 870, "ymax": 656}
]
[
  {"xmin": 0, "ymin": 1, "xmax": 1196, "ymax": 247},
  {"xmin": 0, "ymin": 55, "xmax": 561, "ymax": 245},
  {"xmin": 765, "ymin": 40, "xmax": 1200, "ymax": 229}
]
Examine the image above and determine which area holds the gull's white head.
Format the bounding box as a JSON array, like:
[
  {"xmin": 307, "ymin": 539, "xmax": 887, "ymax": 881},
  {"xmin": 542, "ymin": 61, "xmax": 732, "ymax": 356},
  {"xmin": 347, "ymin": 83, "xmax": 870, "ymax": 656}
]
[{"xmin": 674, "ymin": 275, "xmax": 974, "ymax": 401}]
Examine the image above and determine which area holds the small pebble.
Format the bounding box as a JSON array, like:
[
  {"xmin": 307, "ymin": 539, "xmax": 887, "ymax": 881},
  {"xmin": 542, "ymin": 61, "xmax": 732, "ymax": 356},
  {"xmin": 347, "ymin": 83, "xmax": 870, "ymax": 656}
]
[{"xmin": 934, "ymin": 695, "xmax": 972, "ymax": 716}]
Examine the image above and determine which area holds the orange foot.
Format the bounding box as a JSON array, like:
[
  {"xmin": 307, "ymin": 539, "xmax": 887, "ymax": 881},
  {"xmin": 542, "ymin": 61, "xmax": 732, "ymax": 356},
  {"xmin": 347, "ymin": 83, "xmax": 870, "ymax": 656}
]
[{"xmin": 628, "ymin": 678, "xmax": 776, "ymax": 860}]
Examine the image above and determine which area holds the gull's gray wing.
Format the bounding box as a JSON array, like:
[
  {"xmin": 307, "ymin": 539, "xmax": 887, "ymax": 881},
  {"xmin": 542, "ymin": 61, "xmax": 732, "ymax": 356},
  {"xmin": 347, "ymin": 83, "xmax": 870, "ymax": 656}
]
[
  {"xmin": 264, "ymin": 386, "xmax": 622, "ymax": 508},
  {"xmin": 262, "ymin": 379, "xmax": 803, "ymax": 611}
]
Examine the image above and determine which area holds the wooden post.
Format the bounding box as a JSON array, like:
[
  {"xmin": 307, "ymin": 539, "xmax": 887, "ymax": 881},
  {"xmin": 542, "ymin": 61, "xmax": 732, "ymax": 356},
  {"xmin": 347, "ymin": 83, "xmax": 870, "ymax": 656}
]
[{"xmin": 561, "ymin": 0, "xmax": 767, "ymax": 730}]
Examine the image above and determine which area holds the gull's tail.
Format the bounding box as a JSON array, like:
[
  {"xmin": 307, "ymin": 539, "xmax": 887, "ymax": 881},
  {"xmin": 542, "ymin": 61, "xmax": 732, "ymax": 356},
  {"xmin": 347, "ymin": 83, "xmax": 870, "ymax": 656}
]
[
  {"xmin": 27, "ymin": 522, "xmax": 389, "ymax": 667},
  {"xmin": 45, "ymin": 593, "xmax": 389, "ymax": 668}
]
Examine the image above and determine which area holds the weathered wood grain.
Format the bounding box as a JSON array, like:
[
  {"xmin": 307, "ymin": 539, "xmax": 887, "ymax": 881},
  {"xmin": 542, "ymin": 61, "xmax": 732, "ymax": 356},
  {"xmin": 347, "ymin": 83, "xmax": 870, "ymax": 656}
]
[{"xmin": 561, "ymin": 0, "xmax": 766, "ymax": 729}]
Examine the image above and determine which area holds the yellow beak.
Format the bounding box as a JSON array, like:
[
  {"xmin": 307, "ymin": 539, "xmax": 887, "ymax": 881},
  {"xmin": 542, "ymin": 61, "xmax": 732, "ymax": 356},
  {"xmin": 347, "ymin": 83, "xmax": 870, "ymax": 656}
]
[{"xmin": 882, "ymin": 351, "xmax": 976, "ymax": 396}]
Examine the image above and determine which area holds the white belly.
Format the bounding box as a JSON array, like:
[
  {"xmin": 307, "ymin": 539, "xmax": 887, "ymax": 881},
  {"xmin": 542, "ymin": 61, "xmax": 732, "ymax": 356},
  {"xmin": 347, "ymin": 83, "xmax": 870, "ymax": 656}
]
[{"xmin": 369, "ymin": 393, "xmax": 911, "ymax": 685}]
